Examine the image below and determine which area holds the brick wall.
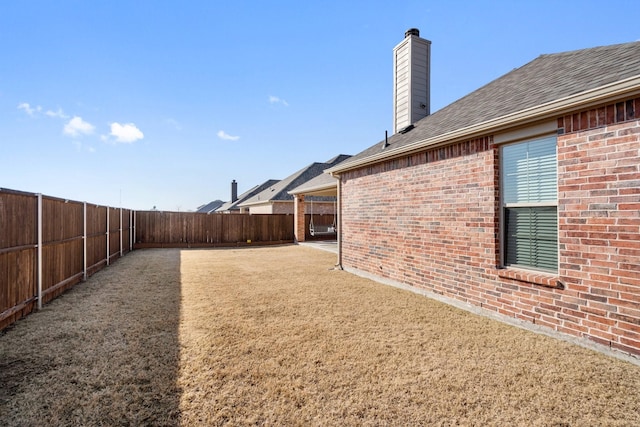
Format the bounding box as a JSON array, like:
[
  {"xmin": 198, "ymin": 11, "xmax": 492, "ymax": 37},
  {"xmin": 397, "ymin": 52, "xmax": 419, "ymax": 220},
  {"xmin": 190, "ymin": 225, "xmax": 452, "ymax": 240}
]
[
  {"xmin": 306, "ymin": 201, "xmax": 337, "ymax": 215},
  {"xmin": 557, "ymin": 118, "xmax": 640, "ymax": 355},
  {"xmin": 340, "ymin": 106, "xmax": 640, "ymax": 356},
  {"xmin": 558, "ymin": 97, "xmax": 639, "ymax": 133},
  {"xmin": 341, "ymin": 137, "xmax": 498, "ymax": 306},
  {"xmin": 271, "ymin": 202, "xmax": 293, "ymax": 215},
  {"xmin": 294, "ymin": 195, "xmax": 306, "ymax": 242}
]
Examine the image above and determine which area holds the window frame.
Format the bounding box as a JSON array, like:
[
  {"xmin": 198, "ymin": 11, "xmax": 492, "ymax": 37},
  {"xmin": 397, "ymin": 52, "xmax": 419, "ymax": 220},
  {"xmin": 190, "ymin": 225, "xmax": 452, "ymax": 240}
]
[{"xmin": 499, "ymin": 134, "xmax": 559, "ymax": 273}]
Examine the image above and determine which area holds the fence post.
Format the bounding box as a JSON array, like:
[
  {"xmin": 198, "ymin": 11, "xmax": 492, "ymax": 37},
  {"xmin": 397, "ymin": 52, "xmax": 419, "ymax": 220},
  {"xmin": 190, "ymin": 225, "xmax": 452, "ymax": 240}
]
[
  {"xmin": 120, "ymin": 207, "xmax": 123, "ymax": 257},
  {"xmin": 83, "ymin": 202, "xmax": 87, "ymax": 281},
  {"xmin": 37, "ymin": 193, "xmax": 43, "ymax": 310},
  {"xmin": 130, "ymin": 210, "xmax": 133, "ymax": 251}
]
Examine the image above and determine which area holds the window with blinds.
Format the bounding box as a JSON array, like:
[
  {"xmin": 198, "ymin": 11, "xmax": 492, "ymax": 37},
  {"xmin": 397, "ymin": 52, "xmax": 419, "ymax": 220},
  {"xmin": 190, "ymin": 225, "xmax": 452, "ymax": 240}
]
[{"xmin": 501, "ymin": 136, "xmax": 558, "ymax": 272}]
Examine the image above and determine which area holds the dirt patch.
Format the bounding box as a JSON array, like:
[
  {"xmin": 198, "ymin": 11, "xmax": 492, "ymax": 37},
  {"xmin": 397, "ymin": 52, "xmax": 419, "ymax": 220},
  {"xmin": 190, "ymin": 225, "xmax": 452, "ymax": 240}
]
[{"xmin": 1, "ymin": 245, "xmax": 639, "ymax": 426}]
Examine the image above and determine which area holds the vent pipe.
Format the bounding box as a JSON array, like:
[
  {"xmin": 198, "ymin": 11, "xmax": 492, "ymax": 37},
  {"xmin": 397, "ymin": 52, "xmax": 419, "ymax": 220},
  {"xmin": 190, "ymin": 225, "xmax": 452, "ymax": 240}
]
[{"xmin": 231, "ymin": 180, "xmax": 238, "ymax": 202}]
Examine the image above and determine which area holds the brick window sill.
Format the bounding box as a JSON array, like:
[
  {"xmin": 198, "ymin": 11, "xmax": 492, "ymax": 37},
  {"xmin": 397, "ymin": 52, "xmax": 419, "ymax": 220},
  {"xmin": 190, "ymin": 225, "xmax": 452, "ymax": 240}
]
[{"xmin": 496, "ymin": 268, "xmax": 563, "ymax": 289}]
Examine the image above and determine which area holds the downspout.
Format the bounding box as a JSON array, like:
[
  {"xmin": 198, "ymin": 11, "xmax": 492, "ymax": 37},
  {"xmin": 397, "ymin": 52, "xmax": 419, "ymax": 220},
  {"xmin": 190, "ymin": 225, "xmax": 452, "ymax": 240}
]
[{"xmin": 335, "ymin": 174, "xmax": 343, "ymax": 270}]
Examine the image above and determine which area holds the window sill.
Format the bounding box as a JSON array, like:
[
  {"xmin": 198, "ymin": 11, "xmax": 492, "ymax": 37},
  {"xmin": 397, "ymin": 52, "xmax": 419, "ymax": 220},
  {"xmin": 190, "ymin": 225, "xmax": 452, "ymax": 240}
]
[{"xmin": 496, "ymin": 268, "xmax": 563, "ymax": 289}]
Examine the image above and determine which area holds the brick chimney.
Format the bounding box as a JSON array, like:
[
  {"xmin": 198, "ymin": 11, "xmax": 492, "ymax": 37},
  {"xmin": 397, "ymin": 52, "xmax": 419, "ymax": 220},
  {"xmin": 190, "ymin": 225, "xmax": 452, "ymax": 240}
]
[
  {"xmin": 231, "ymin": 180, "xmax": 238, "ymax": 202},
  {"xmin": 393, "ymin": 28, "xmax": 431, "ymax": 134}
]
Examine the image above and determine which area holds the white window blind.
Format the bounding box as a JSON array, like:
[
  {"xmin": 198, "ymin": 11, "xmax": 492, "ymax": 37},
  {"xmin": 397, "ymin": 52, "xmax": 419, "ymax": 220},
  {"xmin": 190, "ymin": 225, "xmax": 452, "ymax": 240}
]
[
  {"xmin": 502, "ymin": 136, "xmax": 558, "ymax": 272},
  {"xmin": 503, "ymin": 136, "xmax": 557, "ymax": 204}
]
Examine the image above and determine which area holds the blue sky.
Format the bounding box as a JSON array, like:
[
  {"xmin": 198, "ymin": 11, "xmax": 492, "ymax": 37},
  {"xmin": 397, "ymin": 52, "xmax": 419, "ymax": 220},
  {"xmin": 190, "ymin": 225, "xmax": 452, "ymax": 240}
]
[{"xmin": 2, "ymin": 1, "xmax": 639, "ymax": 211}]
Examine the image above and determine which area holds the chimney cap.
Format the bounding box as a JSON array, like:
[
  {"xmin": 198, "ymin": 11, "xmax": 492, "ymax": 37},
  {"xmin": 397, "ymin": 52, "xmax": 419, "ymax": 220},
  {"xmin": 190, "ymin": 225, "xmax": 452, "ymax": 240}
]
[{"xmin": 405, "ymin": 28, "xmax": 420, "ymax": 38}]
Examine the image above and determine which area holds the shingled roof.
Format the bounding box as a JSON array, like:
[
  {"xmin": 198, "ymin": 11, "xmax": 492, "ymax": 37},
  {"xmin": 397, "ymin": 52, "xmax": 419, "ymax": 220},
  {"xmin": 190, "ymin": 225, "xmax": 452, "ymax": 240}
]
[
  {"xmin": 329, "ymin": 41, "xmax": 640, "ymax": 173},
  {"xmin": 195, "ymin": 199, "xmax": 224, "ymax": 214},
  {"xmin": 288, "ymin": 171, "xmax": 339, "ymax": 196},
  {"xmin": 214, "ymin": 179, "xmax": 279, "ymax": 213},
  {"xmin": 239, "ymin": 155, "xmax": 351, "ymax": 207}
]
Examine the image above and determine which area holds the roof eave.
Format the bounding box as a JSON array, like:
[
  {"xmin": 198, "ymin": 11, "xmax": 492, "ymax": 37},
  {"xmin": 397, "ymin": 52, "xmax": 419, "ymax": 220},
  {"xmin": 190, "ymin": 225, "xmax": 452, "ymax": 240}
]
[
  {"xmin": 236, "ymin": 199, "xmax": 269, "ymax": 208},
  {"xmin": 238, "ymin": 199, "xmax": 293, "ymax": 208},
  {"xmin": 288, "ymin": 181, "xmax": 337, "ymax": 196},
  {"xmin": 328, "ymin": 75, "xmax": 640, "ymax": 175}
]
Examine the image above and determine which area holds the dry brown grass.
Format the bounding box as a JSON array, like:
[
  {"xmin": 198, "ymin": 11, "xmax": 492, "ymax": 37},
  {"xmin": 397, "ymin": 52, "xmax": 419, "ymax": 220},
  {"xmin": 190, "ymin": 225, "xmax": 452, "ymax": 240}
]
[{"xmin": 1, "ymin": 245, "xmax": 639, "ymax": 426}]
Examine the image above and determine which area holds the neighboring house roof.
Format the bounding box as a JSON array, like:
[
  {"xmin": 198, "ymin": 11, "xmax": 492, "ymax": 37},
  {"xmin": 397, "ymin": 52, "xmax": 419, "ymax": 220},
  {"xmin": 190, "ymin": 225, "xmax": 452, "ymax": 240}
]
[
  {"xmin": 195, "ymin": 199, "xmax": 224, "ymax": 214},
  {"xmin": 329, "ymin": 41, "xmax": 640, "ymax": 173},
  {"xmin": 240, "ymin": 155, "xmax": 351, "ymax": 207},
  {"xmin": 215, "ymin": 179, "xmax": 279, "ymax": 212},
  {"xmin": 288, "ymin": 154, "xmax": 352, "ymax": 196},
  {"xmin": 288, "ymin": 171, "xmax": 339, "ymax": 196}
]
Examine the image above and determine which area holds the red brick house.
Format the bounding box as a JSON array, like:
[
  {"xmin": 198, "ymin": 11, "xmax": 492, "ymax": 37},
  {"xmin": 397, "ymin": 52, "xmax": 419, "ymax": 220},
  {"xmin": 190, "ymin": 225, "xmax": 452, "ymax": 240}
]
[{"xmin": 327, "ymin": 31, "xmax": 640, "ymax": 357}]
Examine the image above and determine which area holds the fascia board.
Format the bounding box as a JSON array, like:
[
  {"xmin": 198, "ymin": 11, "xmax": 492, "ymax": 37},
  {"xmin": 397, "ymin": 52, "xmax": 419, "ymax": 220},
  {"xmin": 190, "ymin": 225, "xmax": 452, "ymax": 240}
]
[{"xmin": 288, "ymin": 180, "xmax": 337, "ymax": 195}]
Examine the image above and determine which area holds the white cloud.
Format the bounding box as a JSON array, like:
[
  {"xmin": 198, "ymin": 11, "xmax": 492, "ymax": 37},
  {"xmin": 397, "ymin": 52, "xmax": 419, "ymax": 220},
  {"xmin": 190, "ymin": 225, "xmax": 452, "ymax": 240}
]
[
  {"xmin": 17, "ymin": 102, "xmax": 42, "ymax": 116},
  {"xmin": 109, "ymin": 122, "xmax": 144, "ymax": 143},
  {"xmin": 71, "ymin": 140, "xmax": 97, "ymax": 153},
  {"xmin": 63, "ymin": 116, "xmax": 95, "ymax": 137},
  {"xmin": 269, "ymin": 95, "xmax": 289, "ymax": 106},
  {"xmin": 166, "ymin": 118, "xmax": 182, "ymax": 131},
  {"xmin": 217, "ymin": 130, "xmax": 240, "ymax": 141},
  {"xmin": 45, "ymin": 108, "xmax": 68, "ymax": 119},
  {"xmin": 18, "ymin": 103, "xmax": 69, "ymax": 119}
]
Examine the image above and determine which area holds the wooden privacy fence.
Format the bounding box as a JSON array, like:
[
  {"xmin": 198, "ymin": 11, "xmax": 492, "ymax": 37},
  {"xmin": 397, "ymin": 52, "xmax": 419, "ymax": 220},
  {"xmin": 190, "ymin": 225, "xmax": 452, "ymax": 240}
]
[
  {"xmin": 2, "ymin": 192, "xmax": 297, "ymax": 330},
  {"xmin": 0, "ymin": 188, "xmax": 132, "ymax": 330},
  {"xmin": 134, "ymin": 211, "xmax": 294, "ymax": 248}
]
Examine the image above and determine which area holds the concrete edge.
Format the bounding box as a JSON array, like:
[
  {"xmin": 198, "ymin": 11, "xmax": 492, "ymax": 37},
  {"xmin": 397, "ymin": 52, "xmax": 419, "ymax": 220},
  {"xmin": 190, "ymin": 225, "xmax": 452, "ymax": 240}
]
[
  {"xmin": 343, "ymin": 266, "xmax": 640, "ymax": 367},
  {"xmin": 297, "ymin": 241, "xmax": 338, "ymax": 254}
]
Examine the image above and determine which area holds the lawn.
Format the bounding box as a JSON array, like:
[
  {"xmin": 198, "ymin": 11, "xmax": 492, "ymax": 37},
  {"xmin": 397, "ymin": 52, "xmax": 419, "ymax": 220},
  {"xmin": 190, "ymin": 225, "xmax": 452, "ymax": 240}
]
[{"xmin": 1, "ymin": 246, "xmax": 639, "ymax": 426}]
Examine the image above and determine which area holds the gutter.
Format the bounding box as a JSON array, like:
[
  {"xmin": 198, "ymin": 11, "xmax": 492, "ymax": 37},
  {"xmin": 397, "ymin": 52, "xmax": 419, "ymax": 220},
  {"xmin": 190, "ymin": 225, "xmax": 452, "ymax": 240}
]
[
  {"xmin": 328, "ymin": 75, "xmax": 640, "ymax": 174},
  {"xmin": 287, "ymin": 181, "xmax": 337, "ymax": 196}
]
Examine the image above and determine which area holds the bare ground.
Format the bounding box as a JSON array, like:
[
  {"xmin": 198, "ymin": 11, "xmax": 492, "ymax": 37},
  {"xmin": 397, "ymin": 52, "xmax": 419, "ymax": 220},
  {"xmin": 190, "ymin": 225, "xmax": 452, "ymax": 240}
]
[{"xmin": 1, "ymin": 245, "xmax": 639, "ymax": 426}]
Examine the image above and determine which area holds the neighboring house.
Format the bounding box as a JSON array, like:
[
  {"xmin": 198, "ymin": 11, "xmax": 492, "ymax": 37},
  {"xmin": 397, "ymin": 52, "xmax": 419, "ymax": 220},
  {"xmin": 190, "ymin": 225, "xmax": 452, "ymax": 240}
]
[
  {"xmin": 239, "ymin": 155, "xmax": 350, "ymax": 214},
  {"xmin": 327, "ymin": 30, "xmax": 640, "ymax": 357},
  {"xmin": 215, "ymin": 179, "xmax": 279, "ymax": 214},
  {"xmin": 195, "ymin": 199, "xmax": 224, "ymax": 214}
]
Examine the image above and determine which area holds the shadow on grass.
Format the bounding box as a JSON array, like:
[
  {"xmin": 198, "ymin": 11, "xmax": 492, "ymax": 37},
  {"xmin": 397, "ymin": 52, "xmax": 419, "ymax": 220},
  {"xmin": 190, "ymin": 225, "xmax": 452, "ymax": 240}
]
[{"xmin": 0, "ymin": 249, "xmax": 183, "ymax": 426}]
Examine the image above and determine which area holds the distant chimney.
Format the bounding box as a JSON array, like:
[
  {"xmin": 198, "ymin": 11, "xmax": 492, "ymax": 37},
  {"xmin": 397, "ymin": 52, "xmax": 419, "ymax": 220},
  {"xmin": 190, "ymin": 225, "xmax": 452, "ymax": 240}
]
[
  {"xmin": 231, "ymin": 180, "xmax": 238, "ymax": 202},
  {"xmin": 393, "ymin": 28, "xmax": 431, "ymax": 134}
]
